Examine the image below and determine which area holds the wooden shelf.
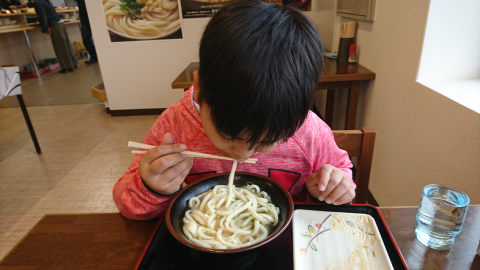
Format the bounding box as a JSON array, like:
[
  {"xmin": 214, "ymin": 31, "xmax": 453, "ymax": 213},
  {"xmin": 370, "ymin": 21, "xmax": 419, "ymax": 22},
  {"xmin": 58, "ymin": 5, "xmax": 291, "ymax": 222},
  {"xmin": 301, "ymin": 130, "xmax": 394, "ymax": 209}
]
[
  {"xmin": 0, "ymin": 9, "xmax": 78, "ymax": 34},
  {"xmin": 0, "ymin": 19, "xmax": 79, "ymax": 34},
  {"xmin": 0, "ymin": 8, "xmax": 77, "ymax": 16}
]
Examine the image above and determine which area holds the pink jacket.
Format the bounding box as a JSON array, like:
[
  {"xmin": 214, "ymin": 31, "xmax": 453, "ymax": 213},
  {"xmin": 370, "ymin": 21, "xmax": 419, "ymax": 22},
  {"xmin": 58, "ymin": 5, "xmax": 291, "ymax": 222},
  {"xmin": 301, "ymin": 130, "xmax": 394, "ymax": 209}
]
[{"xmin": 113, "ymin": 88, "xmax": 353, "ymax": 220}]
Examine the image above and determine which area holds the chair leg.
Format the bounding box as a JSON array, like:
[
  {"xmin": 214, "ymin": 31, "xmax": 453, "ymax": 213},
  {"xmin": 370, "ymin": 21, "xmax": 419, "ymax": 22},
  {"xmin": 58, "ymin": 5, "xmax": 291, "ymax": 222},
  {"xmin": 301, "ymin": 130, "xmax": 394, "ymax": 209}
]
[
  {"xmin": 16, "ymin": 95, "xmax": 41, "ymax": 154},
  {"xmin": 325, "ymin": 89, "xmax": 335, "ymax": 128},
  {"xmin": 354, "ymin": 128, "xmax": 376, "ymax": 204},
  {"xmin": 367, "ymin": 190, "xmax": 379, "ymax": 206}
]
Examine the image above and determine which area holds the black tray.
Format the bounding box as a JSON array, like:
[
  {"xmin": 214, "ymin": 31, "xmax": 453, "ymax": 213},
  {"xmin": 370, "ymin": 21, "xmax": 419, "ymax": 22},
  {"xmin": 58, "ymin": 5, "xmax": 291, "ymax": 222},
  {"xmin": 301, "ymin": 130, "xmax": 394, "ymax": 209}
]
[{"xmin": 135, "ymin": 203, "xmax": 408, "ymax": 270}]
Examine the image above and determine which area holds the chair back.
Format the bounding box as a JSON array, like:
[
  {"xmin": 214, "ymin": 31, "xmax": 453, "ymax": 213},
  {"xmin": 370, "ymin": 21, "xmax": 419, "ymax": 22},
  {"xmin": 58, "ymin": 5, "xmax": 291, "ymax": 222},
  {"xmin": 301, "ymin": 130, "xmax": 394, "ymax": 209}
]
[{"xmin": 333, "ymin": 128, "xmax": 376, "ymax": 204}]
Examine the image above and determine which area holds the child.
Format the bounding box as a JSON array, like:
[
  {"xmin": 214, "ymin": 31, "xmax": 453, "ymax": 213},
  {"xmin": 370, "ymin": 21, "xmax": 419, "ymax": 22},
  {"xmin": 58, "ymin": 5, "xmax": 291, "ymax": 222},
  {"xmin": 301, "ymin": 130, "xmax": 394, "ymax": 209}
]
[{"xmin": 113, "ymin": 0, "xmax": 355, "ymax": 220}]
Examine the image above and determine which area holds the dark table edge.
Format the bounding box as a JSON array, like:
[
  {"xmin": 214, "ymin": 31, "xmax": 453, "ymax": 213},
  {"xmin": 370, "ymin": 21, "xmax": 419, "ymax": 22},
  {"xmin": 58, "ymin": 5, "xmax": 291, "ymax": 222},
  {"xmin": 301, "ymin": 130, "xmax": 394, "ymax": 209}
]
[{"xmin": 135, "ymin": 215, "xmax": 165, "ymax": 270}]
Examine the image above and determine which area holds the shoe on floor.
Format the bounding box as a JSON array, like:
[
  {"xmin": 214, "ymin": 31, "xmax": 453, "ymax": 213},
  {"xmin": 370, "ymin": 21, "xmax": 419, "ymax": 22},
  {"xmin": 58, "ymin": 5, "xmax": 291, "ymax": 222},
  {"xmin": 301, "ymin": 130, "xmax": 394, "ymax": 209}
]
[
  {"xmin": 59, "ymin": 68, "xmax": 74, "ymax": 73},
  {"xmin": 85, "ymin": 59, "xmax": 98, "ymax": 64}
]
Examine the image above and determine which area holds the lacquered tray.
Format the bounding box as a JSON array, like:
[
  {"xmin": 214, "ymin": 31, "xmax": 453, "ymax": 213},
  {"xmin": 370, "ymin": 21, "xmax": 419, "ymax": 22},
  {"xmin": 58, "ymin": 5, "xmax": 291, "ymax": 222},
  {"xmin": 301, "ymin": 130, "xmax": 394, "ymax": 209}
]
[{"xmin": 135, "ymin": 203, "xmax": 409, "ymax": 270}]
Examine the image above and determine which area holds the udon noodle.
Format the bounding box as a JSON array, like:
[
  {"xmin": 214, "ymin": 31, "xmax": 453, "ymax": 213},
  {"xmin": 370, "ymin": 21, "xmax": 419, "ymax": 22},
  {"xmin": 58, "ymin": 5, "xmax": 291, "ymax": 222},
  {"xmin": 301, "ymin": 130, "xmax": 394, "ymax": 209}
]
[
  {"xmin": 183, "ymin": 161, "xmax": 280, "ymax": 249},
  {"xmin": 103, "ymin": 0, "xmax": 181, "ymax": 38}
]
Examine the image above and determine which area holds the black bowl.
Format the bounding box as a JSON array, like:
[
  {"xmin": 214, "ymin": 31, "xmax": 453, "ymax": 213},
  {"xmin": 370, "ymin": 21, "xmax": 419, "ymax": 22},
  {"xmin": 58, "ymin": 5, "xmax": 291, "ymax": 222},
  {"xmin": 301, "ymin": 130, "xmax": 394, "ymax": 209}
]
[{"xmin": 166, "ymin": 172, "xmax": 294, "ymax": 254}]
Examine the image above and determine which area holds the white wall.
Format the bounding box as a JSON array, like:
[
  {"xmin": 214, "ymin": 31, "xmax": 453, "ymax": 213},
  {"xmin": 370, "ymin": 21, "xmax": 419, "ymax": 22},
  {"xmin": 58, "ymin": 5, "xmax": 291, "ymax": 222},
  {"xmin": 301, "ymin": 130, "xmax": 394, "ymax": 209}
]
[
  {"xmin": 306, "ymin": 0, "xmax": 336, "ymax": 119},
  {"xmin": 86, "ymin": 1, "xmax": 209, "ymax": 111},
  {"xmin": 328, "ymin": 0, "xmax": 480, "ymax": 205},
  {"xmin": 416, "ymin": 0, "xmax": 480, "ymax": 114},
  {"xmin": 86, "ymin": 0, "xmax": 333, "ymax": 111},
  {"xmin": 306, "ymin": 0, "xmax": 335, "ymax": 52},
  {"xmin": 417, "ymin": 0, "xmax": 480, "ymax": 82}
]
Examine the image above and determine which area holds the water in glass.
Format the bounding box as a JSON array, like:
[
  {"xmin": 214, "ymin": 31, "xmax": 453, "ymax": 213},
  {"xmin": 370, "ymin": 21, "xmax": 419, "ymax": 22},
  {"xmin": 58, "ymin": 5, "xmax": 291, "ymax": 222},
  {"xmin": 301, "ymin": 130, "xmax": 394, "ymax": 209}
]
[{"xmin": 416, "ymin": 184, "xmax": 469, "ymax": 250}]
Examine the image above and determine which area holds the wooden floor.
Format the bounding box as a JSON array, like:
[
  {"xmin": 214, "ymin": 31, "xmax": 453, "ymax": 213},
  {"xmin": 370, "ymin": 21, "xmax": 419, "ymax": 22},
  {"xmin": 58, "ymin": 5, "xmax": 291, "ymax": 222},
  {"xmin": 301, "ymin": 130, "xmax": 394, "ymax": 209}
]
[
  {"xmin": 0, "ymin": 59, "xmax": 103, "ymax": 108},
  {"xmin": 0, "ymin": 62, "xmax": 160, "ymax": 260},
  {"xmin": 0, "ymin": 104, "xmax": 159, "ymax": 260}
]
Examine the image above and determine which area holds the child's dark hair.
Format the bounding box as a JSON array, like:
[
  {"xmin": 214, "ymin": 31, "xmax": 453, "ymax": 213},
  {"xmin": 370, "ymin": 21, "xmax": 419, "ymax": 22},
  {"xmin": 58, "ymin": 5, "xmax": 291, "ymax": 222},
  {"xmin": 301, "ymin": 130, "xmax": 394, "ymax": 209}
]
[{"xmin": 198, "ymin": 0, "xmax": 324, "ymax": 149}]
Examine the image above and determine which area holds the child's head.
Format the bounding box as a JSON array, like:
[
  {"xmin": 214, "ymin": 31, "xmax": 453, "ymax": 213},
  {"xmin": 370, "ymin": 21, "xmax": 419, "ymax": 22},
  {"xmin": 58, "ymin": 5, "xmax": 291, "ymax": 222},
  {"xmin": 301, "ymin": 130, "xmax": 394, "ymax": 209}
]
[{"xmin": 195, "ymin": 0, "xmax": 324, "ymax": 160}]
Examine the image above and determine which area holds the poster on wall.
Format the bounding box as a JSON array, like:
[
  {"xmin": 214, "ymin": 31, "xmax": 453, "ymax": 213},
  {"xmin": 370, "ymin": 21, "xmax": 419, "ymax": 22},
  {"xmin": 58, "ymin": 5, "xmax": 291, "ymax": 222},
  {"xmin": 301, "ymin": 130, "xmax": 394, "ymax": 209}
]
[
  {"xmin": 180, "ymin": 0, "xmax": 230, "ymax": 19},
  {"xmin": 181, "ymin": 0, "xmax": 310, "ymax": 19},
  {"xmin": 103, "ymin": 0, "xmax": 183, "ymax": 42}
]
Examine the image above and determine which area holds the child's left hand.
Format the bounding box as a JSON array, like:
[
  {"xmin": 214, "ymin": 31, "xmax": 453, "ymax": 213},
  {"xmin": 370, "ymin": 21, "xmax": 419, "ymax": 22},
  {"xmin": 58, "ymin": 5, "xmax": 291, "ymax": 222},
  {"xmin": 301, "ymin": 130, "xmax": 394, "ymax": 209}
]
[{"xmin": 305, "ymin": 164, "xmax": 355, "ymax": 205}]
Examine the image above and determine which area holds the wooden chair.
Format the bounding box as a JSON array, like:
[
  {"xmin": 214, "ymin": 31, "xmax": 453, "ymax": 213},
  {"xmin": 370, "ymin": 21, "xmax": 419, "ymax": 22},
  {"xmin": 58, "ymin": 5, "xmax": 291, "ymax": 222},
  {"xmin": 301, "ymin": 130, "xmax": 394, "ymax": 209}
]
[{"xmin": 333, "ymin": 128, "xmax": 376, "ymax": 204}]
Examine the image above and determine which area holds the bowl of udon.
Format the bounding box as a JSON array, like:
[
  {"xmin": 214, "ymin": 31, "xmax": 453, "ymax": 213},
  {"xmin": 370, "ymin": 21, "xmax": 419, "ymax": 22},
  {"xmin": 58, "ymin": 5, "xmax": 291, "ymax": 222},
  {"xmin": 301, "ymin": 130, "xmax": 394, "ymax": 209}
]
[{"xmin": 166, "ymin": 170, "xmax": 294, "ymax": 253}]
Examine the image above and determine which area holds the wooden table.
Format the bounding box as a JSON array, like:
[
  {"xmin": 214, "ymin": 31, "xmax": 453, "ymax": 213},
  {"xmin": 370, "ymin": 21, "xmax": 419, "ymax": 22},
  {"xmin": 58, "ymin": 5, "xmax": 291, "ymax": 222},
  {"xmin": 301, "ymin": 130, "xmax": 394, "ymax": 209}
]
[
  {"xmin": 379, "ymin": 206, "xmax": 480, "ymax": 270},
  {"xmin": 1, "ymin": 206, "xmax": 478, "ymax": 269},
  {"xmin": 171, "ymin": 60, "xmax": 376, "ymax": 129}
]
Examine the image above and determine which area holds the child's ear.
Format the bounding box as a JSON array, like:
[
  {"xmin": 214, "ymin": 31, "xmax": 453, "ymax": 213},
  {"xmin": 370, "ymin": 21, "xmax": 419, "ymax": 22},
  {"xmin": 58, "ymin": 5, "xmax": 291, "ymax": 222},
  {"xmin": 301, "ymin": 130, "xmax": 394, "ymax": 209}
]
[{"xmin": 193, "ymin": 71, "xmax": 200, "ymax": 102}]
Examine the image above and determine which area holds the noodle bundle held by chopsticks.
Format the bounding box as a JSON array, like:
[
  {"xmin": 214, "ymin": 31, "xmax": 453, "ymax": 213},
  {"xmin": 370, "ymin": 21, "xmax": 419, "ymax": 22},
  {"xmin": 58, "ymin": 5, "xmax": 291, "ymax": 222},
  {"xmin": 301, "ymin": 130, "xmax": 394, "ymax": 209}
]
[{"xmin": 182, "ymin": 161, "xmax": 280, "ymax": 249}]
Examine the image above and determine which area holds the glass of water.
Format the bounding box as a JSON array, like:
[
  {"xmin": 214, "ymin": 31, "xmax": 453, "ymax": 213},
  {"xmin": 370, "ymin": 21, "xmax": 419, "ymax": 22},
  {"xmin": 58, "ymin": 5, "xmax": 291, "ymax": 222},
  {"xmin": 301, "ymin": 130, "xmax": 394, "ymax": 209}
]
[{"xmin": 415, "ymin": 184, "xmax": 470, "ymax": 250}]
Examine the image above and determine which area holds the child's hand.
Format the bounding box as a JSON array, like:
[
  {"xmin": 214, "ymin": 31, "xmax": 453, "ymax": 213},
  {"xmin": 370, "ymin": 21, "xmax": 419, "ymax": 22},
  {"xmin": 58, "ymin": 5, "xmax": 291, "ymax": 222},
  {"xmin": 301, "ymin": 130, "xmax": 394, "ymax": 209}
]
[
  {"xmin": 139, "ymin": 133, "xmax": 193, "ymax": 195},
  {"xmin": 306, "ymin": 164, "xmax": 355, "ymax": 205}
]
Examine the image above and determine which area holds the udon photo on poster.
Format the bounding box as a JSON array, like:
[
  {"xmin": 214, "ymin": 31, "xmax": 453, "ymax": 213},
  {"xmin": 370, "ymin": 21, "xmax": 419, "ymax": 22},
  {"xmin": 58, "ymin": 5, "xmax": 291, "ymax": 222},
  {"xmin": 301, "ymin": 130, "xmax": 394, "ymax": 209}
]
[{"xmin": 103, "ymin": 0, "xmax": 183, "ymax": 42}]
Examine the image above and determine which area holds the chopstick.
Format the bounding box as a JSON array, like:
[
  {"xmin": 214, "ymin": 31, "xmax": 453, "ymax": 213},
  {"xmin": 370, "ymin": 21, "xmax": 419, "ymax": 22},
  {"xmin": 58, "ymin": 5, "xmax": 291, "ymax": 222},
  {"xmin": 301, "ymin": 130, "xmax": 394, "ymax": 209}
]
[{"xmin": 128, "ymin": 141, "xmax": 258, "ymax": 164}]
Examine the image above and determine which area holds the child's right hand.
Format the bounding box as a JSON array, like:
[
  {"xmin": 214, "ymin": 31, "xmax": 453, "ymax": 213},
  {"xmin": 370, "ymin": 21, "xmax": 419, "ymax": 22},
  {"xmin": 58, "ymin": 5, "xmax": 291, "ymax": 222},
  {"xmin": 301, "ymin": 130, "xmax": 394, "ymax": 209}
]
[{"xmin": 138, "ymin": 132, "xmax": 193, "ymax": 195}]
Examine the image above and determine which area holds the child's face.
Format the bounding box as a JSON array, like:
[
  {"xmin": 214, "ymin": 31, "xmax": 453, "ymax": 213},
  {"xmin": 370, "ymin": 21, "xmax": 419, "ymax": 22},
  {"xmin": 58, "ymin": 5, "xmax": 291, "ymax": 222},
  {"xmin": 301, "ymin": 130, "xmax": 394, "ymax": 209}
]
[{"xmin": 199, "ymin": 104, "xmax": 278, "ymax": 161}]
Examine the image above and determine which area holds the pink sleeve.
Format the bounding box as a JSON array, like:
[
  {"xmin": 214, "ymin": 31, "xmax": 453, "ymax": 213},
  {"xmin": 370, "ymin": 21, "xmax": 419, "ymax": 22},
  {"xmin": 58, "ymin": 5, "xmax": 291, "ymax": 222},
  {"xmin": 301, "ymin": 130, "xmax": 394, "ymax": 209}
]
[
  {"xmin": 112, "ymin": 113, "xmax": 175, "ymax": 220},
  {"xmin": 306, "ymin": 113, "xmax": 356, "ymax": 189},
  {"xmin": 321, "ymin": 129, "xmax": 356, "ymax": 189}
]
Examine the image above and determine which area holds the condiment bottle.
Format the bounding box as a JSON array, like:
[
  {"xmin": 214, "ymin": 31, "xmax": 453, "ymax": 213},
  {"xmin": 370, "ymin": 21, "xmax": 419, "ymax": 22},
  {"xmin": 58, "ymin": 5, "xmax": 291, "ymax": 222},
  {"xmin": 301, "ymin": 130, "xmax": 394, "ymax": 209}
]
[{"xmin": 348, "ymin": 44, "xmax": 357, "ymax": 63}]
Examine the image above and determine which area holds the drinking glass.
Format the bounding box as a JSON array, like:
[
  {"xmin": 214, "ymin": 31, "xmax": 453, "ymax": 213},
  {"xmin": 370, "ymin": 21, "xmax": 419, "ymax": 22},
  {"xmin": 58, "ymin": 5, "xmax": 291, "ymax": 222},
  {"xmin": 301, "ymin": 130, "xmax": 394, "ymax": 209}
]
[{"xmin": 415, "ymin": 184, "xmax": 469, "ymax": 250}]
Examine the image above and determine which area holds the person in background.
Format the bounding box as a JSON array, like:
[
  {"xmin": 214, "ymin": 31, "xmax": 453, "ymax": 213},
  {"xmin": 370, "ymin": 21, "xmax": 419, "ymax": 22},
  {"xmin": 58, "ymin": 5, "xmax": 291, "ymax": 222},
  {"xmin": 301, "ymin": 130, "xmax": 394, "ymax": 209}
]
[
  {"xmin": 0, "ymin": 0, "xmax": 22, "ymax": 11},
  {"xmin": 30, "ymin": 0, "xmax": 78, "ymax": 73},
  {"xmin": 75, "ymin": 0, "xmax": 98, "ymax": 64}
]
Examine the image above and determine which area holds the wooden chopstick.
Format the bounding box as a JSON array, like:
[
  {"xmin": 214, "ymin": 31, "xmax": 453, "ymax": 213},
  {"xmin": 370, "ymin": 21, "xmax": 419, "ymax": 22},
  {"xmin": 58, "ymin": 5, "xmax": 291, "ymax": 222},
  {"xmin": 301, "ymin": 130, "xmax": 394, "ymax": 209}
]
[
  {"xmin": 128, "ymin": 141, "xmax": 258, "ymax": 164},
  {"xmin": 340, "ymin": 22, "xmax": 356, "ymax": 38}
]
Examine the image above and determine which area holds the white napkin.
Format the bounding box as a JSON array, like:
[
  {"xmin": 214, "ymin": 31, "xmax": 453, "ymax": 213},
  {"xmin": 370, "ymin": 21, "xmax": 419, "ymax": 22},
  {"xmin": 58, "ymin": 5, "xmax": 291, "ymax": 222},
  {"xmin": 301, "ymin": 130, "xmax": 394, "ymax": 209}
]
[{"xmin": 0, "ymin": 66, "xmax": 22, "ymax": 100}]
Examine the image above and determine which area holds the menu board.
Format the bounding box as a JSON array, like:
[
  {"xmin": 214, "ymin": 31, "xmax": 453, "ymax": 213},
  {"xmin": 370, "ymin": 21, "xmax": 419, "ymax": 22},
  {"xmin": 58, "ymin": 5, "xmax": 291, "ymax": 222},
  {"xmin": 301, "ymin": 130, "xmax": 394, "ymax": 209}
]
[
  {"xmin": 180, "ymin": 0, "xmax": 229, "ymax": 19},
  {"xmin": 181, "ymin": 0, "xmax": 310, "ymax": 19}
]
